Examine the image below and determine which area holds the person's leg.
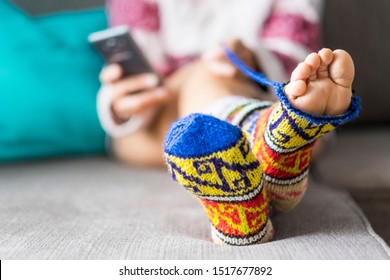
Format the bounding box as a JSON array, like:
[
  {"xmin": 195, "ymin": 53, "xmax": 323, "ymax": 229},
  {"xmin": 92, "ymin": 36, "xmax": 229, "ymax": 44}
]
[
  {"xmin": 164, "ymin": 48, "xmax": 359, "ymax": 245},
  {"xmin": 162, "ymin": 53, "xmax": 276, "ymax": 245},
  {"xmin": 163, "ymin": 55, "xmax": 276, "ymax": 245},
  {"xmin": 176, "ymin": 60, "xmax": 274, "ymax": 117},
  {"xmin": 164, "ymin": 114, "xmax": 274, "ymax": 245},
  {"xmin": 111, "ymin": 44, "xmax": 270, "ymax": 168}
]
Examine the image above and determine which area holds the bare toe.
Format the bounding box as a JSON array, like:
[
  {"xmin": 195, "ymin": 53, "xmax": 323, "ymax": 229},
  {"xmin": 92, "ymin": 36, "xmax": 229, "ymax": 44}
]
[
  {"xmin": 329, "ymin": 49, "xmax": 354, "ymax": 89},
  {"xmin": 290, "ymin": 62, "xmax": 311, "ymax": 82},
  {"xmin": 317, "ymin": 48, "xmax": 333, "ymax": 79},
  {"xmin": 286, "ymin": 48, "xmax": 354, "ymax": 116},
  {"xmin": 285, "ymin": 80, "xmax": 307, "ymax": 99},
  {"xmin": 286, "ymin": 62, "xmax": 311, "ymax": 99},
  {"xmin": 286, "ymin": 61, "xmax": 311, "ymax": 99},
  {"xmin": 305, "ymin": 53, "xmax": 321, "ymax": 81}
]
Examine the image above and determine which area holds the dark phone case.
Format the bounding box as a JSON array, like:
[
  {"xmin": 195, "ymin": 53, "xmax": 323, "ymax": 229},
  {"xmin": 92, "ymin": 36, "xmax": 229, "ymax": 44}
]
[{"xmin": 89, "ymin": 27, "xmax": 154, "ymax": 77}]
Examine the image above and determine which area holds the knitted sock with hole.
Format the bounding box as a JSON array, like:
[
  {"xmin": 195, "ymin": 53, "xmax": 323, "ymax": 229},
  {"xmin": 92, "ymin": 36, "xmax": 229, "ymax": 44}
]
[
  {"xmin": 164, "ymin": 113, "xmax": 274, "ymax": 245},
  {"xmin": 208, "ymin": 97, "xmax": 321, "ymax": 212},
  {"xmin": 207, "ymin": 48, "xmax": 361, "ymax": 212}
]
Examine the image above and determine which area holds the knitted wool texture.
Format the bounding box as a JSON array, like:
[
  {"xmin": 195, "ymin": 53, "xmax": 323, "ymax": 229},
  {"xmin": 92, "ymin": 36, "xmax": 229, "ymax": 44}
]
[
  {"xmin": 164, "ymin": 114, "xmax": 274, "ymax": 245},
  {"xmin": 214, "ymin": 48, "xmax": 361, "ymax": 212},
  {"xmin": 164, "ymin": 49, "xmax": 361, "ymax": 245}
]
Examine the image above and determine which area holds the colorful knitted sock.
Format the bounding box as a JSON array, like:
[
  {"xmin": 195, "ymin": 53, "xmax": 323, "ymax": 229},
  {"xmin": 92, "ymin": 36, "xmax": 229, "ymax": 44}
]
[
  {"xmin": 208, "ymin": 48, "xmax": 361, "ymax": 213},
  {"xmin": 164, "ymin": 113, "xmax": 274, "ymax": 245},
  {"xmin": 209, "ymin": 98, "xmax": 321, "ymax": 212}
]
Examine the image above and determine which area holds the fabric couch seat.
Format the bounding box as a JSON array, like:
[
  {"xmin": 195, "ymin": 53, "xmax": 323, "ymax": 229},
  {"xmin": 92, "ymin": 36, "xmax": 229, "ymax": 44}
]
[{"xmin": 0, "ymin": 157, "xmax": 389, "ymax": 259}]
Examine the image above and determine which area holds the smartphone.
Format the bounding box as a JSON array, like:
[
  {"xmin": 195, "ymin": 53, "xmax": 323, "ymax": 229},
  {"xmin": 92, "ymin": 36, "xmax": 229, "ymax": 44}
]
[{"xmin": 88, "ymin": 25, "xmax": 155, "ymax": 77}]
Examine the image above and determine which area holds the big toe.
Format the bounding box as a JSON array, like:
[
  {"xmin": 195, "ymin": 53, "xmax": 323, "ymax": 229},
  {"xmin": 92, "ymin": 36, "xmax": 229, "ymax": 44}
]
[{"xmin": 329, "ymin": 49, "xmax": 355, "ymax": 89}]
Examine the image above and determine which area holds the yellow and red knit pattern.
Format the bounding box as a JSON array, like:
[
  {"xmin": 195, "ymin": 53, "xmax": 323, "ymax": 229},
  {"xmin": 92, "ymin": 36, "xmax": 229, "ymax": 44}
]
[
  {"xmin": 212, "ymin": 98, "xmax": 338, "ymax": 212},
  {"xmin": 220, "ymin": 45, "xmax": 360, "ymax": 213},
  {"xmin": 200, "ymin": 194, "xmax": 273, "ymax": 245},
  {"xmin": 242, "ymin": 103, "xmax": 335, "ymax": 212}
]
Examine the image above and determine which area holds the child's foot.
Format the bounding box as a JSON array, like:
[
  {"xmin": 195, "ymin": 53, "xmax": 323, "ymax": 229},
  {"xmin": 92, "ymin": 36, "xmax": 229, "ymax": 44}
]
[{"xmin": 285, "ymin": 48, "xmax": 354, "ymax": 116}]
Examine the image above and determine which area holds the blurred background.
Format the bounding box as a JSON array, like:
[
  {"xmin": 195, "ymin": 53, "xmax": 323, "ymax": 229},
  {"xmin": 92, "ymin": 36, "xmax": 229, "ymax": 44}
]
[
  {"xmin": 5, "ymin": 0, "xmax": 390, "ymax": 245},
  {"xmin": 11, "ymin": 0, "xmax": 390, "ymax": 125},
  {"xmin": 1, "ymin": 0, "xmax": 108, "ymax": 162},
  {"xmin": 323, "ymin": 0, "xmax": 390, "ymax": 125},
  {"xmin": 13, "ymin": 0, "xmax": 105, "ymax": 15}
]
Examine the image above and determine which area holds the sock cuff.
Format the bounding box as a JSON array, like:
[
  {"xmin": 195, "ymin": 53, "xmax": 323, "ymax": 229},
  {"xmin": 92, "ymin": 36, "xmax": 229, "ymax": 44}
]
[
  {"xmin": 275, "ymin": 83, "xmax": 361, "ymax": 127},
  {"xmin": 210, "ymin": 219, "xmax": 273, "ymax": 246},
  {"xmin": 222, "ymin": 46, "xmax": 361, "ymax": 126},
  {"xmin": 265, "ymin": 95, "xmax": 359, "ymax": 153}
]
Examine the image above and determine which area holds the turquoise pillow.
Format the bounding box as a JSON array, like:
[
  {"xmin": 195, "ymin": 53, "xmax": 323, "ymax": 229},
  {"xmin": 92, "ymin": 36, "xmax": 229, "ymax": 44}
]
[{"xmin": 0, "ymin": 1, "xmax": 107, "ymax": 162}]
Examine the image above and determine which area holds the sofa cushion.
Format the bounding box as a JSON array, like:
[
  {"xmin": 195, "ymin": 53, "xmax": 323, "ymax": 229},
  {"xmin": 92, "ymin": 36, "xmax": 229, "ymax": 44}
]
[
  {"xmin": 0, "ymin": 1, "xmax": 107, "ymax": 162},
  {"xmin": 315, "ymin": 128, "xmax": 390, "ymax": 246},
  {"xmin": 0, "ymin": 157, "xmax": 388, "ymax": 259},
  {"xmin": 316, "ymin": 128, "xmax": 390, "ymax": 189}
]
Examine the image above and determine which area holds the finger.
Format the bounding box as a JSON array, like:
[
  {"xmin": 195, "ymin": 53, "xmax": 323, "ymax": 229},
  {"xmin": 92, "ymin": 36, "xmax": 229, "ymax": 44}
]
[
  {"xmin": 202, "ymin": 41, "xmax": 246, "ymax": 76},
  {"xmin": 100, "ymin": 64, "xmax": 123, "ymax": 83},
  {"xmin": 202, "ymin": 40, "xmax": 244, "ymax": 62},
  {"xmin": 110, "ymin": 73, "xmax": 160, "ymax": 101},
  {"xmin": 223, "ymin": 38, "xmax": 256, "ymax": 68},
  {"xmin": 224, "ymin": 38, "xmax": 248, "ymax": 57},
  {"xmin": 225, "ymin": 38, "xmax": 244, "ymax": 50},
  {"xmin": 205, "ymin": 60, "xmax": 237, "ymax": 77},
  {"xmin": 112, "ymin": 87, "xmax": 171, "ymax": 118},
  {"xmin": 201, "ymin": 45, "xmax": 226, "ymax": 61}
]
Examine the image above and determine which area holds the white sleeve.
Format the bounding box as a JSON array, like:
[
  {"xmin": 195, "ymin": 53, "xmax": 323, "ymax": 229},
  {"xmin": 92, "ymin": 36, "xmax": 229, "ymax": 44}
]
[
  {"xmin": 272, "ymin": 0, "xmax": 324, "ymax": 22},
  {"xmin": 96, "ymin": 85, "xmax": 156, "ymax": 138},
  {"xmin": 253, "ymin": 0, "xmax": 325, "ymax": 81}
]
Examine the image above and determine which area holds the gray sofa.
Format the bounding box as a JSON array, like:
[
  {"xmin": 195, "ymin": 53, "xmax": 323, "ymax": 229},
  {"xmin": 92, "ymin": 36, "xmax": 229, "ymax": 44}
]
[
  {"xmin": 1, "ymin": 157, "xmax": 389, "ymax": 259},
  {"xmin": 2, "ymin": 0, "xmax": 389, "ymax": 259}
]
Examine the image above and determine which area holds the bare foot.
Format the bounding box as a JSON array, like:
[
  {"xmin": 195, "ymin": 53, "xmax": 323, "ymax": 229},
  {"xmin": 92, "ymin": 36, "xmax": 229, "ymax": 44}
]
[{"xmin": 285, "ymin": 48, "xmax": 354, "ymax": 116}]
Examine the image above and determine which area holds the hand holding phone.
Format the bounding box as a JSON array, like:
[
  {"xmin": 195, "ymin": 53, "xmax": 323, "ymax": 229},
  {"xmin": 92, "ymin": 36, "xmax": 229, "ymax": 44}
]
[
  {"xmin": 88, "ymin": 25, "xmax": 156, "ymax": 77},
  {"xmin": 90, "ymin": 26, "xmax": 171, "ymax": 124}
]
